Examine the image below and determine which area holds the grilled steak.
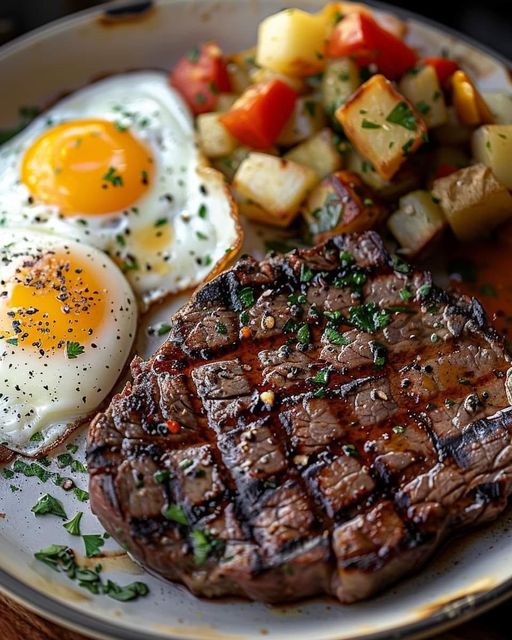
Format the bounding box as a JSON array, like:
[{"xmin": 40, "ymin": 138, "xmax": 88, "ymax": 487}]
[{"xmin": 87, "ymin": 231, "xmax": 512, "ymax": 604}]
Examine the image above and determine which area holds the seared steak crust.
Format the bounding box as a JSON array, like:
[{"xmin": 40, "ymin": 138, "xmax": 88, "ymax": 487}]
[{"xmin": 87, "ymin": 231, "xmax": 512, "ymax": 603}]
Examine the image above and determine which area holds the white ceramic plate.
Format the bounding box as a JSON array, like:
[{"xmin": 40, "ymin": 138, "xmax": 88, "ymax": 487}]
[{"xmin": 1, "ymin": 2, "xmax": 512, "ymax": 639}]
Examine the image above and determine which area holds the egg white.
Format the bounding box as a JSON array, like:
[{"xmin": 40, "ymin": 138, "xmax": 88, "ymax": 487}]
[
  {"xmin": 0, "ymin": 228, "xmax": 137, "ymax": 456},
  {"xmin": 0, "ymin": 72, "xmax": 241, "ymax": 309}
]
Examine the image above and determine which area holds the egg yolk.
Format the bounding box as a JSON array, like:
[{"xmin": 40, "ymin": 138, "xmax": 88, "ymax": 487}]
[
  {"xmin": 0, "ymin": 251, "xmax": 107, "ymax": 355},
  {"xmin": 21, "ymin": 119, "xmax": 154, "ymax": 216}
]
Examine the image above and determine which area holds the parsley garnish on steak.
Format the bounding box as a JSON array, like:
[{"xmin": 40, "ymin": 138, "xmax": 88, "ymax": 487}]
[{"xmin": 87, "ymin": 231, "xmax": 512, "ymax": 605}]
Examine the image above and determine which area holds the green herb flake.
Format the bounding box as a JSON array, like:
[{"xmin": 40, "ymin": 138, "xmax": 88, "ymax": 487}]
[
  {"xmin": 361, "ymin": 119, "xmax": 381, "ymax": 129},
  {"xmin": 67, "ymin": 444, "xmax": 79, "ymax": 454},
  {"xmin": 198, "ymin": 204, "xmax": 208, "ymax": 218},
  {"xmin": 347, "ymin": 302, "xmax": 391, "ymax": 333},
  {"xmin": 399, "ymin": 287, "xmax": 412, "ymax": 302},
  {"xmin": 215, "ymin": 321, "xmax": 228, "ymax": 335},
  {"xmin": 311, "ymin": 366, "xmax": 330, "ymax": 384},
  {"xmin": 324, "ymin": 326, "xmax": 350, "ymax": 346},
  {"xmin": 102, "ymin": 166, "xmax": 123, "ymax": 187},
  {"xmin": 392, "ymin": 254, "xmax": 411, "ymax": 274},
  {"xmin": 417, "ymin": 283, "xmax": 432, "ymax": 297},
  {"xmin": 402, "ymin": 138, "xmax": 415, "ymax": 157},
  {"xmin": 386, "ymin": 101, "xmax": 418, "ymax": 131},
  {"xmin": 342, "ymin": 444, "xmax": 359, "ymax": 457},
  {"xmin": 71, "ymin": 460, "xmax": 87, "ymax": 474},
  {"xmin": 300, "ymin": 263, "xmax": 314, "ymax": 283},
  {"xmin": 31, "ymin": 494, "xmax": 67, "ymax": 519},
  {"xmin": 66, "ymin": 341, "xmax": 84, "ymax": 360},
  {"xmin": 416, "ymin": 101, "xmax": 431, "ymax": 115},
  {"xmin": 238, "ymin": 286, "xmax": 255, "ymax": 309},
  {"xmin": 191, "ymin": 529, "xmax": 225, "ymax": 566},
  {"xmin": 196, "ymin": 230, "xmax": 209, "ymax": 240},
  {"xmin": 186, "ymin": 46, "xmax": 200, "ymax": 63},
  {"xmin": 154, "ymin": 218, "xmax": 168, "ymax": 227},
  {"xmin": 63, "ymin": 512, "xmax": 83, "ymax": 536},
  {"xmin": 288, "ymin": 293, "xmax": 307, "ymax": 305},
  {"xmin": 30, "ymin": 432, "xmax": 44, "ymax": 442},
  {"xmin": 57, "ymin": 453, "xmax": 73, "ymax": 468},
  {"xmin": 6, "ymin": 337, "xmax": 18, "ymax": 346},
  {"xmin": 296, "ymin": 323, "xmax": 311, "ymax": 345},
  {"xmin": 393, "ymin": 425, "xmax": 406, "ymax": 434},
  {"xmin": 74, "ymin": 487, "xmax": 89, "ymax": 502},
  {"xmin": 83, "ymin": 534, "xmax": 105, "ymax": 558},
  {"xmin": 163, "ymin": 503, "xmax": 189, "ymax": 526},
  {"xmin": 154, "ymin": 470, "xmax": 170, "ymax": 484},
  {"xmin": 157, "ymin": 323, "xmax": 171, "ymax": 336}
]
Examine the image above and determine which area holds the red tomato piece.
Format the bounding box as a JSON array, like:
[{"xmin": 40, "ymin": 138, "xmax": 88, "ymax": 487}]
[
  {"xmin": 220, "ymin": 80, "xmax": 297, "ymax": 149},
  {"xmin": 170, "ymin": 42, "xmax": 231, "ymax": 115},
  {"xmin": 423, "ymin": 56, "xmax": 460, "ymax": 88},
  {"xmin": 326, "ymin": 12, "xmax": 417, "ymax": 79}
]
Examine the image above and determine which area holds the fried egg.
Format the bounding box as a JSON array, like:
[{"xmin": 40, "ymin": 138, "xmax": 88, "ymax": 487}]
[
  {"xmin": 0, "ymin": 72, "xmax": 241, "ymax": 309},
  {"xmin": 0, "ymin": 228, "xmax": 137, "ymax": 455}
]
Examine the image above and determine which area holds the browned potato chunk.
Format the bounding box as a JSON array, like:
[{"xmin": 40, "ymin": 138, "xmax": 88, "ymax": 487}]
[
  {"xmin": 302, "ymin": 170, "xmax": 386, "ymax": 241},
  {"xmin": 432, "ymin": 163, "xmax": 512, "ymax": 241},
  {"xmin": 336, "ymin": 74, "xmax": 427, "ymax": 181}
]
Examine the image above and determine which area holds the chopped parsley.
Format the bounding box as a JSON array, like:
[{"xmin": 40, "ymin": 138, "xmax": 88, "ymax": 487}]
[
  {"xmin": 157, "ymin": 323, "xmax": 171, "ymax": 336},
  {"xmin": 417, "ymin": 283, "xmax": 432, "ymax": 298},
  {"xmin": 342, "ymin": 444, "xmax": 359, "ymax": 457},
  {"xmin": 288, "ymin": 293, "xmax": 307, "ymax": 305},
  {"xmin": 416, "ymin": 100, "xmax": 431, "ymax": 115},
  {"xmin": 361, "ymin": 119, "xmax": 381, "ymax": 129},
  {"xmin": 31, "ymin": 494, "xmax": 67, "ymax": 519},
  {"xmin": 324, "ymin": 326, "xmax": 350, "ymax": 346},
  {"xmin": 83, "ymin": 534, "xmax": 105, "ymax": 558},
  {"xmin": 6, "ymin": 337, "xmax": 18, "ymax": 346},
  {"xmin": 34, "ymin": 545, "xmax": 149, "ymax": 601},
  {"xmin": 300, "ymin": 263, "xmax": 314, "ymax": 283},
  {"xmin": 215, "ymin": 321, "xmax": 228, "ymax": 335},
  {"xmin": 63, "ymin": 512, "xmax": 83, "ymax": 536},
  {"xmin": 74, "ymin": 487, "xmax": 89, "ymax": 502},
  {"xmin": 154, "ymin": 218, "xmax": 168, "ymax": 227},
  {"xmin": 154, "ymin": 470, "xmax": 170, "ymax": 484},
  {"xmin": 162, "ymin": 503, "xmax": 189, "ymax": 526},
  {"xmin": 393, "ymin": 425, "xmax": 406, "ymax": 434},
  {"xmin": 347, "ymin": 303, "xmax": 391, "ymax": 333},
  {"xmin": 296, "ymin": 323, "xmax": 311, "ymax": 345},
  {"xmin": 386, "ymin": 101, "xmax": 418, "ymax": 131},
  {"xmin": 399, "ymin": 287, "xmax": 413, "ymax": 302},
  {"xmin": 102, "ymin": 166, "xmax": 123, "ymax": 187},
  {"xmin": 392, "ymin": 254, "xmax": 411, "ymax": 274},
  {"xmin": 186, "ymin": 46, "xmax": 200, "ymax": 63},
  {"xmin": 191, "ymin": 529, "xmax": 225, "ymax": 566},
  {"xmin": 402, "ymin": 138, "xmax": 415, "ymax": 156},
  {"xmin": 196, "ymin": 230, "xmax": 208, "ymax": 240},
  {"xmin": 66, "ymin": 341, "xmax": 84, "ymax": 360},
  {"xmin": 30, "ymin": 432, "xmax": 44, "ymax": 442},
  {"xmin": 198, "ymin": 204, "xmax": 208, "ymax": 218},
  {"xmin": 238, "ymin": 286, "xmax": 255, "ymax": 309},
  {"xmin": 311, "ymin": 367, "xmax": 330, "ymax": 384}
]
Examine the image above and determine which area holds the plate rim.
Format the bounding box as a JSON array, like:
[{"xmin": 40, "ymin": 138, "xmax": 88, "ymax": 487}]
[{"xmin": 0, "ymin": 0, "xmax": 511, "ymax": 639}]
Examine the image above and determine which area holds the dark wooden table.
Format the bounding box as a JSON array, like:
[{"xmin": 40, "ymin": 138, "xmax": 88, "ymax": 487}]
[{"xmin": 0, "ymin": 591, "xmax": 508, "ymax": 640}]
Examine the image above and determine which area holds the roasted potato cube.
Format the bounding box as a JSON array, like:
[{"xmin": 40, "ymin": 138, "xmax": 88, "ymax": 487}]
[
  {"xmin": 197, "ymin": 113, "xmax": 237, "ymax": 159},
  {"xmin": 256, "ymin": 9, "xmax": 327, "ymax": 77},
  {"xmin": 277, "ymin": 96, "xmax": 326, "ymax": 146},
  {"xmin": 233, "ymin": 152, "xmax": 318, "ymax": 227},
  {"xmin": 387, "ymin": 190, "xmax": 446, "ymax": 257},
  {"xmin": 321, "ymin": 58, "xmax": 361, "ymax": 116},
  {"xmin": 346, "ymin": 148, "xmax": 420, "ymax": 200},
  {"xmin": 472, "ymin": 125, "xmax": 512, "ymax": 190},
  {"xmin": 336, "ymin": 74, "xmax": 427, "ymax": 181},
  {"xmin": 302, "ymin": 170, "xmax": 386, "ymax": 241},
  {"xmin": 452, "ymin": 70, "xmax": 493, "ymax": 126},
  {"xmin": 432, "ymin": 163, "xmax": 512, "ymax": 241},
  {"xmin": 285, "ymin": 129, "xmax": 343, "ymax": 178},
  {"xmin": 399, "ymin": 65, "xmax": 447, "ymax": 128},
  {"xmin": 483, "ymin": 92, "xmax": 512, "ymax": 125}
]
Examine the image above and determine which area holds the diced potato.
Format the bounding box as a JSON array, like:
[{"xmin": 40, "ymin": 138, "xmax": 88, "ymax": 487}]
[
  {"xmin": 233, "ymin": 152, "xmax": 318, "ymax": 227},
  {"xmin": 482, "ymin": 92, "xmax": 512, "ymax": 125},
  {"xmin": 302, "ymin": 170, "xmax": 386, "ymax": 241},
  {"xmin": 336, "ymin": 74, "xmax": 427, "ymax": 180},
  {"xmin": 215, "ymin": 93, "xmax": 239, "ymax": 113},
  {"xmin": 212, "ymin": 146, "xmax": 280, "ymax": 182},
  {"xmin": 452, "ymin": 70, "xmax": 494, "ymax": 126},
  {"xmin": 249, "ymin": 67, "xmax": 306, "ymax": 93},
  {"xmin": 346, "ymin": 148, "xmax": 420, "ymax": 199},
  {"xmin": 399, "ymin": 65, "xmax": 447, "ymax": 128},
  {"xmin": 285, "ymin": 129, "xmax": 343, "ymax": 179},
  {"xmin": 432, "ymin": 163, "xmax": 512, "ymax": 241},
  {"xmin": 321, "ymin": 58, "xmax": 361, "ymax": 116},
  {"xmin": 196, "ymin": 113, "xmax": 237, "ymax": 159},
  {"xmin": 256, "ymin": 9, "xmax": 327, "ymax": 77},
  {"xmin": 387, "ymin": 190, "xmax": 447, "ymax": 257},
  {"xmin": 472, "ymin": 125, "xmax": 512, "ymax": 189},
  {"xmin": 277, "ymin": 96, "xmax": 326, "ymax": 146},
  {"xmin": 433, "ymin": 107, "xmax": 473, "ymax": 146}
]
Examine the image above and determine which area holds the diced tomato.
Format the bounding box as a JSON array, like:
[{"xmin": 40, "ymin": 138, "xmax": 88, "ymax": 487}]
[
  {"xmin": 434, "ymin": 163, "xmax": 458, "ymax": 180},
  {"xmin": 170, "ymin": 42, "xmax": 231, "ymax": 115},
  {"xmin": 166, "ymin": 419, "xmax": 181, "ymax": 434},
  {"xmin": 423, "ymin": 56, "xmax": 459, "ymax": 88},
  {"xmin": 219, "ymin": 80, "xmax": 297, "ymax": 150},
  {"xmin": 326, "ymin": 12, "xmax": 417, "ymax": 79}
]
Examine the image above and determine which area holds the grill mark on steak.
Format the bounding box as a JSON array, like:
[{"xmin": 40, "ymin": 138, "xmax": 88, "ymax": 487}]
[{"xmin": 88, "ymin": 231, "xmax": 512, "ymax": 604}]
